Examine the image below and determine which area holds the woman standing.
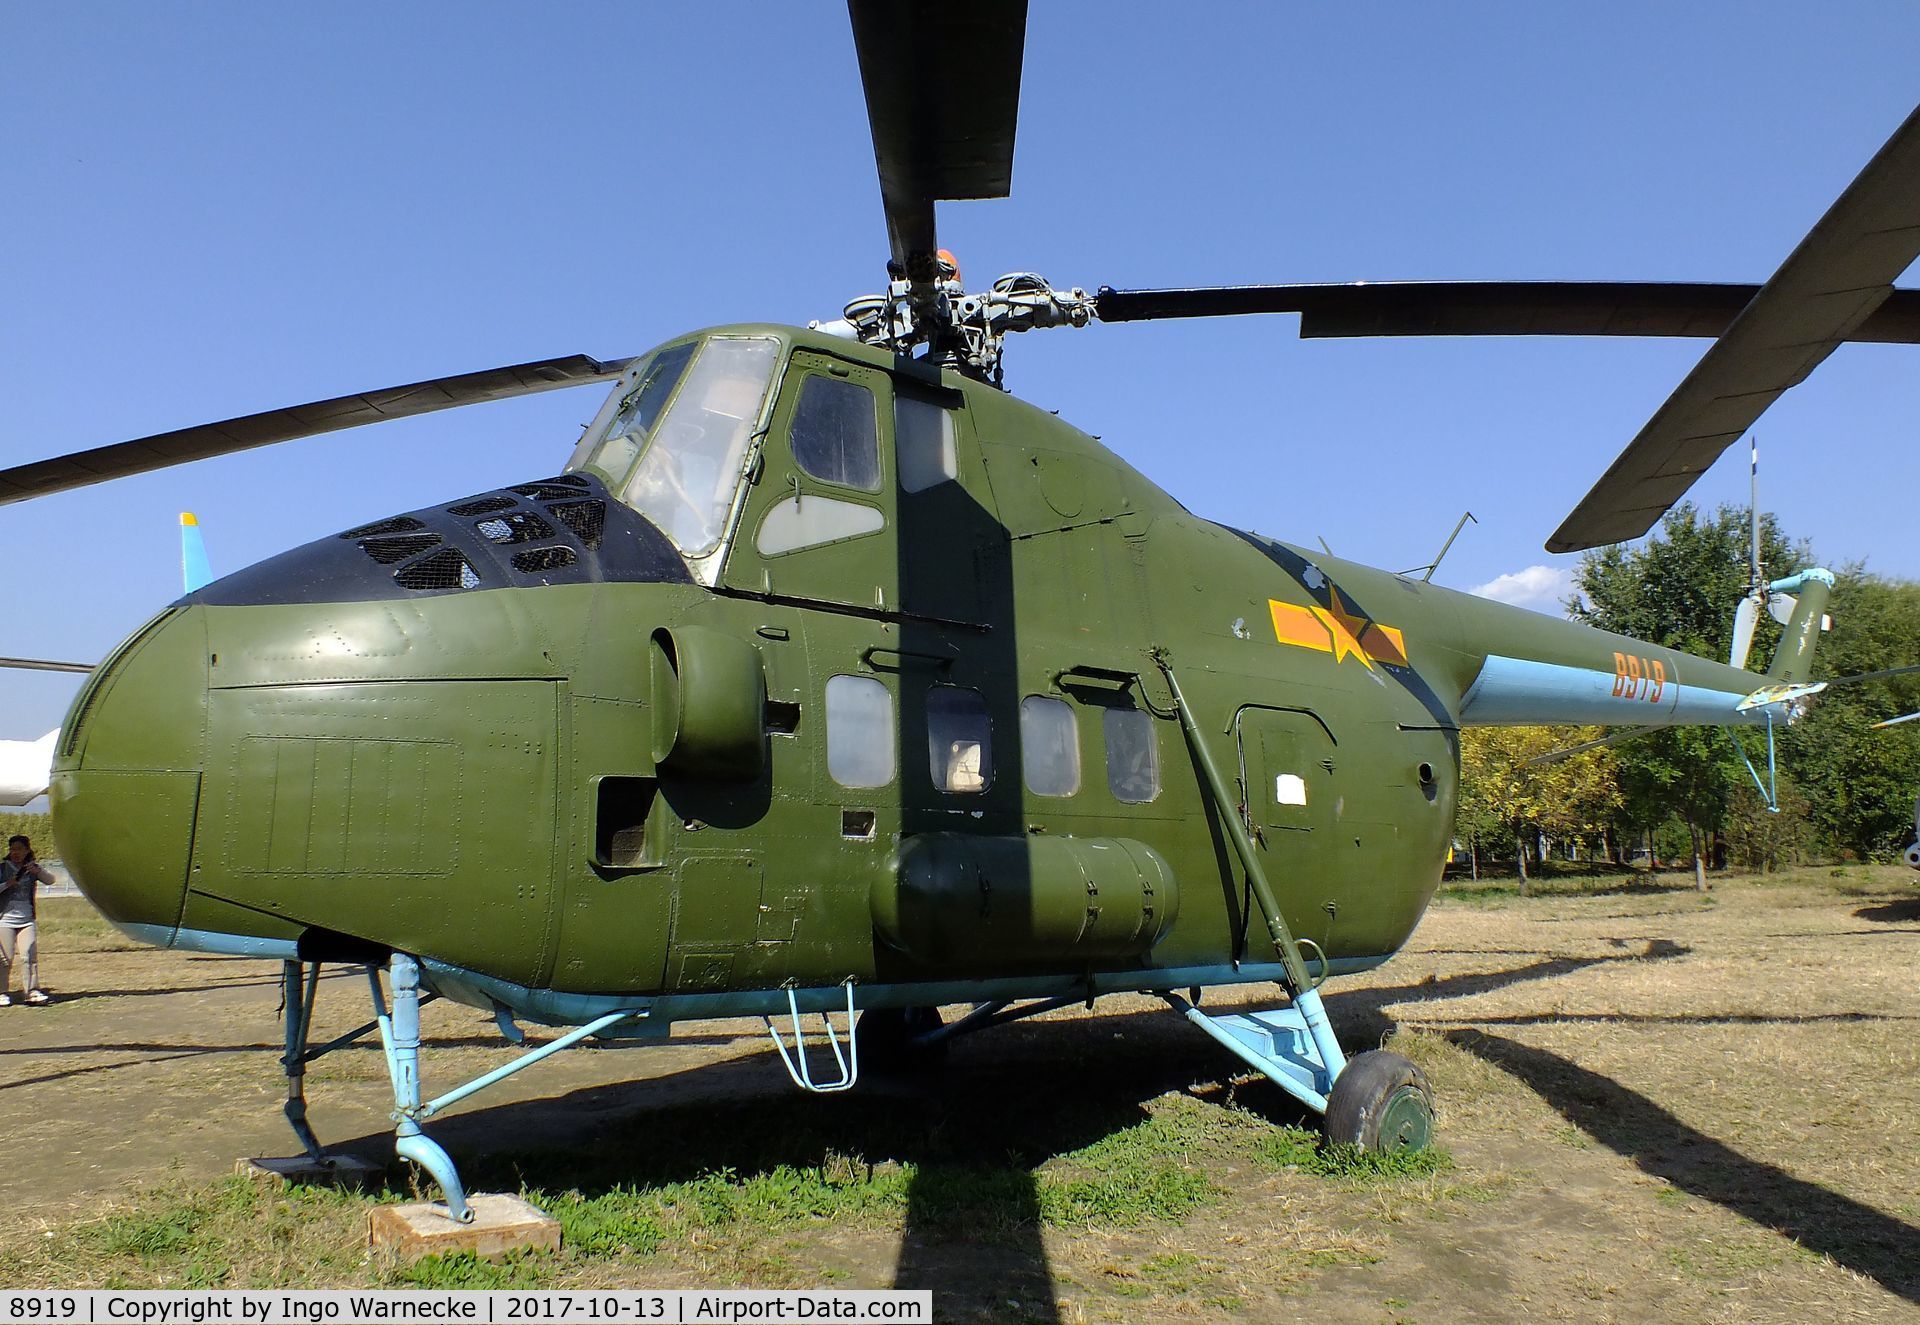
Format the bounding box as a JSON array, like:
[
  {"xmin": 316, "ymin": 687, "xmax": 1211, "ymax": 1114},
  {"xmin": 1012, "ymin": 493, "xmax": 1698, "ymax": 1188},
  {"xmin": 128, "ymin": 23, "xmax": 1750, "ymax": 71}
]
[{"xmin": 0, "ymin": 834, "xmax": 52, "ymax": 1006}]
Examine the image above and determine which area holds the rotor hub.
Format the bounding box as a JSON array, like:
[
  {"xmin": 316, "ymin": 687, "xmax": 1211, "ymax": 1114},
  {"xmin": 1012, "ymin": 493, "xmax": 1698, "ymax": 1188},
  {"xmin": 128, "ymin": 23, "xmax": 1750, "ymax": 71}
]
[{"xmin": 814, "ymin": 269, "xmax": 1094, "ymax": 385}]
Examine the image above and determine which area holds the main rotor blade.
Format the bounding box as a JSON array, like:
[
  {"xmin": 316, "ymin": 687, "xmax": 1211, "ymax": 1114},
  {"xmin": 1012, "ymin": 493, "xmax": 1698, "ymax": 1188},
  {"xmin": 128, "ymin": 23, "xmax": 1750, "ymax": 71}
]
[
  {"xmin": 848, "ymin": 0, "xmax": 1026, "ymax": 287},
  {"xmin": 0, "ymin": 354, "xmax": 632, "ymax": 507},
  {"xmin": 0, "ymin": 656, "xmax": 92, "ymax": 675},
  {"xmin": 1092, "ymin": 281, "xmax": 1920, "ymax": 341},
  {"xmin": 1549, "ymin": 101, "xmax": 1920, "ymax": 553}
]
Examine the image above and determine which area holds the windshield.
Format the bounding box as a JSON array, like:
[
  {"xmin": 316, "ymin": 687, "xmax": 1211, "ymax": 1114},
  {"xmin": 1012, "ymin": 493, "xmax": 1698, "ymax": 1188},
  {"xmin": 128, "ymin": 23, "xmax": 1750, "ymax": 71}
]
[
  {"xmin": 567, "ymin": 336, "xmax": 780, "ymax": 559},
  {"xmin": 568, "ymin": 342, "xmax": 697, "ymax": 486}
]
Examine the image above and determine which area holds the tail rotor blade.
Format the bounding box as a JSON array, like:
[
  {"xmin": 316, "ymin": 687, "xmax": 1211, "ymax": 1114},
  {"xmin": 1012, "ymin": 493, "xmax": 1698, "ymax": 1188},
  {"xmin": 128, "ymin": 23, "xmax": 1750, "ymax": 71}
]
[{"xmin": 1729, "ymin": 597, "xmax": 1760, "ymax": 671}]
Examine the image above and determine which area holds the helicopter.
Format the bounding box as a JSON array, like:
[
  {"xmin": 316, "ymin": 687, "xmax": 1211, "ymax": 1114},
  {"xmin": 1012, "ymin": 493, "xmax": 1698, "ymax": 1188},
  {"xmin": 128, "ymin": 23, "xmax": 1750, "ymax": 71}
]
[{"xmin": 5, "ymin": 4, "xmax": 1919, "ymax": 1227}]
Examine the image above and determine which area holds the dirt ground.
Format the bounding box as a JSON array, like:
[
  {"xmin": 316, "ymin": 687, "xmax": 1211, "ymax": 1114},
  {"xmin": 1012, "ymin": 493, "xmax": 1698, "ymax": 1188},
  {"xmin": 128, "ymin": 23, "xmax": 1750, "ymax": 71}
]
[{"xmin": 4, "ymin": 866, "xmax": 1918, "ymax": 1322}]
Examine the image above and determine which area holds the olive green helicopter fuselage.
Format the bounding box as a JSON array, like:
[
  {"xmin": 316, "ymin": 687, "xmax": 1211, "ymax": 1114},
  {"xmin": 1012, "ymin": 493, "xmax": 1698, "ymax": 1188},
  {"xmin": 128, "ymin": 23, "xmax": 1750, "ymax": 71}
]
[{"xmin": 51, "ymin": 324, "xmax": 1827, "ymax": 1026}]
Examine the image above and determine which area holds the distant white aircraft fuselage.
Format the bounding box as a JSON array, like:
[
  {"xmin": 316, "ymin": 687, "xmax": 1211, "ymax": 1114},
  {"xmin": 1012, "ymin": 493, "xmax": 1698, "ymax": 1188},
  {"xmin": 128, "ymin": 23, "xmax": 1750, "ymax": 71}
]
[{"xmin": 0, "ymin": 730, "xmax": 57, "ymax": 807}]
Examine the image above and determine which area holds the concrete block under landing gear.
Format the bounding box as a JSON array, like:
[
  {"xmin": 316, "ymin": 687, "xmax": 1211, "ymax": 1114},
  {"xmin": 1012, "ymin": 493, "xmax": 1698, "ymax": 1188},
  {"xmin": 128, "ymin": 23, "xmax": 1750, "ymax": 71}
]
[
  {"xmin": 237, "ymin": 1155, "xmax": 386, "ymax": 1189},
  {"xmin": 368, "ymin": 1194, "xmax": 562, "ymax": 1262}
]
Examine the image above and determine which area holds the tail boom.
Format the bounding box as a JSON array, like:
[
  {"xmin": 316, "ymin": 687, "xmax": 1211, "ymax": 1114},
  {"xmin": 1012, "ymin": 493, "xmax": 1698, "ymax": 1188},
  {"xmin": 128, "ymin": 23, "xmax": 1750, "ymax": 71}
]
[{"xmin": 1452, "ymin": 568, "xmax": 1833, "ymax": 729}]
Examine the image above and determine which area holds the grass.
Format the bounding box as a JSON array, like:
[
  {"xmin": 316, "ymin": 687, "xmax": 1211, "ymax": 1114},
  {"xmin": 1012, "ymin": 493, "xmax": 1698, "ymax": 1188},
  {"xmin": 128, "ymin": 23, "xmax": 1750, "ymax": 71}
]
[
  {"xmin": 1665, "ymin": 1237, "xmax": 1792, "ymax": 1281},
  {"xmin": 1439, "ymin": 869, "xmax": 1708, "ymax": 906},
  {"xmin": 19, "ymin": 1089, "xmax": 1463, "ymax": 1291},
  {"xmin": 35, "ymin": 895, "xmax": 141, "ymax": 949},
  {"xmin": 1439, "ymin": 861, "xmax": 1916, "ymax": 908}
]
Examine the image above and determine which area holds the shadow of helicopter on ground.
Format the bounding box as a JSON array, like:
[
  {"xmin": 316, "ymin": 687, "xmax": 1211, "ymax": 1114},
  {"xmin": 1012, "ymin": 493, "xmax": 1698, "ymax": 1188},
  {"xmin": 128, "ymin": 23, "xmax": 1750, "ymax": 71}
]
[
  {"xmin": 1448, "ymin": 1031, "xmax": 1920, "ymax": 1305},
  {"xmin": 1441, "ymin": 1009, "xmax": 1916, "ymax": 1028},
  {"xmin": 1853, "ymin": 897, "xmax": 1920, "ymax": 924},
  {"xmin": 323, "ymin": 1003, "xmax": 1308, "ymax": 1322},
  {"xmin": 276, "ymin": 935, "xmax": 1674, "ymax": 1313},
  {"xmin": 225, "ymin": 936, "xmax": 1688, "ymax": 1313},
  {"xmin": 1333, "ymin": 937, "xmax": 1690, "ymax": 1039}
]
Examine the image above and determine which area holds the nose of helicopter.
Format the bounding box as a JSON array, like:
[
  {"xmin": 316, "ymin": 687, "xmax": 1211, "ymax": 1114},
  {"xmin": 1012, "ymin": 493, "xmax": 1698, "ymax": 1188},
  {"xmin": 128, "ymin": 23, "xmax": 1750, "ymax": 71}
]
[
  {"xmin": 51, "ymin": 471, "xmax": 695, "ymax": 953},
  {"xmin": 50, "ymin": 605, "xmax": 210, "ymax": 941}
]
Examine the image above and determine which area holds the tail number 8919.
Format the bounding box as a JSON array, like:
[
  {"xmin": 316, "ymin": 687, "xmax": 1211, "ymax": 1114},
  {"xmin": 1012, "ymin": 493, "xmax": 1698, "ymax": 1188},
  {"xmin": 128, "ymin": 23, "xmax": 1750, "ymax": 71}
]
[{"xmin": 1612, "ymin": 652, "xmax": 1666, "ymax": 703}]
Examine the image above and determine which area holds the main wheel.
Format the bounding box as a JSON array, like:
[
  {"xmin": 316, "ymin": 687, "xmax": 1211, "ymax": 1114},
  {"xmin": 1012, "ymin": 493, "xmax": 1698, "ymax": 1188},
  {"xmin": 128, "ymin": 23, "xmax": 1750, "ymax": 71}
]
[
  {"xmin": 855, "ymin": 1006, "xmax": 946, "ymax": 1071},
  {"xmin": 1323, "ymin": 1050, "xmax": 1434, "ymax": 1153}
]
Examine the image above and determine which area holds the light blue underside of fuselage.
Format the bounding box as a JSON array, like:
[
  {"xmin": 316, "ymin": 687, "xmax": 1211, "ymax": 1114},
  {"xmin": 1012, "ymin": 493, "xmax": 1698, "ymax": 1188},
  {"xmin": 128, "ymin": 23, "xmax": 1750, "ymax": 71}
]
[
  {"xmin": 1460, "ymin": 654, "xmax": 1770, "ymax": 727},
  {"xmin": 115, "ymin": 921, "xmax": 1390, "ymax": 1032}
]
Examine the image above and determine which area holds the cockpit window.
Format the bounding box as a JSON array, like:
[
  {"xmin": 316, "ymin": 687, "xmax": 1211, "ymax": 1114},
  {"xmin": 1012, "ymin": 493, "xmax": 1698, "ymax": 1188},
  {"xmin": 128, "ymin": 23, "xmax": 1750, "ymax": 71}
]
[
  {"xmin": 569, "ymin": 342, "xmax": 697, "ymax": 487},
  {"xmin": 567, "ymin": 336, "xmax": 780, "ymax": 560}
]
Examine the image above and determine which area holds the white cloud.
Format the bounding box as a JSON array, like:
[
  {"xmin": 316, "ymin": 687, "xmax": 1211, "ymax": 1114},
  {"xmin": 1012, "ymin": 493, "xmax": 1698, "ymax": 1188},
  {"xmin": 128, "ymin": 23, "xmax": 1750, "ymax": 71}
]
[{"xmin": 1469, "ymin": 564, "xmax": 1574, "ymax": 613}]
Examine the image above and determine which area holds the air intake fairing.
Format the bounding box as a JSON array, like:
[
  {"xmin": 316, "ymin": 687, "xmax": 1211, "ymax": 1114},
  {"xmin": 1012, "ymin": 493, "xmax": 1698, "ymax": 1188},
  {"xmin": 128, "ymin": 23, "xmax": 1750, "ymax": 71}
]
[{"xmin": 185, "ymin": 473, "xmax": 691, "ymax": 607}]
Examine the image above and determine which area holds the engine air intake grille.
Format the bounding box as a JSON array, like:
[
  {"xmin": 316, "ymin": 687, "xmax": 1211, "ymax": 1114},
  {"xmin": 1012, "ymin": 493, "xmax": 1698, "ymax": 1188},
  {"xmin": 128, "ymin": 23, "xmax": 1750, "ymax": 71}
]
[
  {"xmin": 340, "ymin": 515, "xmax": 425, "ymax": 540},
  {"xmin": 395, "ymin": 549, "xmax": 480, "ymax": 591},
  {"xmin": 546, "ymin": 499, "xmax": 606, "ymax": 549},
  {"xmin": 360, "ymin": 532, "xmax": 443, "ymax": 565},
  {"xmin": 476, "ymin": 512, "xmax": 554, "ymax": 545},
  {"xmin": 512, "ymin": 476, "xmax": 591, "ymax": 502},
  {"xmin": 512, "ymin": 546, "xmax": 577, "ymax": 573},
  {"xmin": 186, "ymin": 471, "xmax": 691, "ymax": 607},
  {"xmin": 447, "ymin": 495, "xmax": 517, "ymax": 517}
]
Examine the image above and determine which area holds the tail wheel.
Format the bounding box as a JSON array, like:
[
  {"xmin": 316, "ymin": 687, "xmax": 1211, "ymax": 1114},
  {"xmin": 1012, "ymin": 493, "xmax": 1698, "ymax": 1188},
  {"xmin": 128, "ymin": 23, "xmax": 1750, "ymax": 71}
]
[
  {"xmin": 1323, "ymin": 1050, "xmax": 1434, "ymax": 1153},
  {"xmin": 854, "ymin": 1005, "xmax": 946, "ymax": 1070}
]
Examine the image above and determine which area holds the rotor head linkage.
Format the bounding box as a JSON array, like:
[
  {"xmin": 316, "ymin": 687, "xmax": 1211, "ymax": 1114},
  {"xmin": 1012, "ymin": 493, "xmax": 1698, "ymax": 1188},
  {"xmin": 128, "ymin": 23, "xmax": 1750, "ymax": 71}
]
[{"xmin": 817, "ymin": 269, "xmax": 1093, "ymax": 384}]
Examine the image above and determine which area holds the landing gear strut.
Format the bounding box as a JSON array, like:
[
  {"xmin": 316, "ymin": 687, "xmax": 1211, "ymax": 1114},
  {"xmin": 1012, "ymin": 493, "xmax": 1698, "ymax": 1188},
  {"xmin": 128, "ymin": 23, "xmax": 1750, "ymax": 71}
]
[
  {"xmin": 276, "ymin": 957, "xmax": 429, "ymax": 1170},
  {"xmin": 276, "ymin": 951, "xmax": 648, "ymax": 1223}
]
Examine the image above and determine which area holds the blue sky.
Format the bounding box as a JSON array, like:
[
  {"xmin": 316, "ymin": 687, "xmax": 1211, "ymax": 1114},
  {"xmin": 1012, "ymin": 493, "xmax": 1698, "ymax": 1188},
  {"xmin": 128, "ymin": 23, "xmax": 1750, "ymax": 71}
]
[{"xmin": 3, "ymin": 3, "xmax": 1917, "ymax": 737}]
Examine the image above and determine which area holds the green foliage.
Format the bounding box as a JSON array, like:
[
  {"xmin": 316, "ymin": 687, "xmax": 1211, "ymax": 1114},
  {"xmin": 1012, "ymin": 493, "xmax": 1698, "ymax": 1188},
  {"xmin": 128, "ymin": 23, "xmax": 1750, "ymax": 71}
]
[
  {"xmin": 1569, "ymin": 507, "xmax": 1920, "ymax": 863},
  {"xmin": 1778, "ymin": 573, "xmax": 1920, "ymax": 859},
  {"xmin": 1572, "ymin": 504, "xmax": 1777, "ymax": 863},
  {"xmin": 1723, "ymin": 779, "xmax": 1812, "ymax": 872},
  {"xmin": 0, "ymin": 810, "xmax": 53, "ymax": 848},
  {"xmin": 1570, "ymin": 501, "xmax": 1804, "ymax": 659},
  {"xmin": 394, "ymin": 1251, "xmax": 551, "ymax": 1289},
  {"xmin": 1458, "ymin": 726, "xmax": 1620, "ymax": 876},
  {"xmin": 1255, "ymin": 1126, "xmax": 1453, "ymax": 1181}
]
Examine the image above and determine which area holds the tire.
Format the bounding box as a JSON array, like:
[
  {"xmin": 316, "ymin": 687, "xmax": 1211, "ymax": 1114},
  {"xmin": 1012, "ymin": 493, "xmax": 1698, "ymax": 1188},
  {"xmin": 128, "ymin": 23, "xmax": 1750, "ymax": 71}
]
[
  {"xmin": 854, "ymin": 1006, "xmax": 946, "ymax": 1071},
  {"xmin": 1323, "ymin": 1050, "xmax": 1435, "ymax": 1153}
]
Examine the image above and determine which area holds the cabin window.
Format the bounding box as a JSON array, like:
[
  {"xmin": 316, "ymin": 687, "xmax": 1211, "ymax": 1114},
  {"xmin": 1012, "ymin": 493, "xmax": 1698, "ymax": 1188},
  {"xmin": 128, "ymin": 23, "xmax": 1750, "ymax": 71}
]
[
  {"xmin": 791, "ymin": 376, "xmax": 881, "ymax": 491},
  {"xmin": 896, "ymin": 394, "xmax": 957, "ymax": 492},
  {"xmin": 755, "ymin": 496, "xmax": 885, "ymax": 556},
  {"xmin": 826, "ymin": 675, "xmax": 895, "ymax": 789},
  {"xmin": 1020, "ymin": 695, "xmax": 1080, "ymax": 796},
  {"xmin": 927, "ymin": 686, "xmax": 992, "ymax": 793},
  {"xmin": 1103, "ymin": 707, "xmax": 1160, "ymax": 803},
  {"xmin": 618, "ymin": 336, "xmax": 780, "ymax": 558}
]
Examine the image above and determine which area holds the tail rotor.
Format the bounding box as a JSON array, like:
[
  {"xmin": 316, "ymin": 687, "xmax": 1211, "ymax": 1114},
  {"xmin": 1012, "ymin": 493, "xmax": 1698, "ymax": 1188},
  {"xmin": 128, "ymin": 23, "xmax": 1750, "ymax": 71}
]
[{"xmin": 1728, "ymin": 440, "xmax": 1766, "ymax": 671}]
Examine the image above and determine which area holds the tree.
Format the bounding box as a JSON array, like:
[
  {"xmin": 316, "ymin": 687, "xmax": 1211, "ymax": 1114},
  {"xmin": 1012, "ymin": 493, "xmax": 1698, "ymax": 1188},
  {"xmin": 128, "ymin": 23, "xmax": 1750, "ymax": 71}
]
[
  {"xmin": 1778, "ymin": 573, "xmax": 1920, "ymax": 859},
  {"xmin": 1723, "ymin": 778, "xmax": 1812, "ymax": 873},
  {"xmin": 1571, "ymin": 502, "xmax": 1805, "ymax": 889},
  {"xmin": 1573, "ymin": 503, "xmax": 1920, "ymax": 867},
  {"xmin": 1570, "ymin": 501, "xmax": 1804, "ymax": 662},
  {"xmin": 0, "ymin": 811, "xmax": 52, "ymax": 848},
  {"xmin": 1459, "ymin": 727, "xmax": 1620, "ymax": 893}
]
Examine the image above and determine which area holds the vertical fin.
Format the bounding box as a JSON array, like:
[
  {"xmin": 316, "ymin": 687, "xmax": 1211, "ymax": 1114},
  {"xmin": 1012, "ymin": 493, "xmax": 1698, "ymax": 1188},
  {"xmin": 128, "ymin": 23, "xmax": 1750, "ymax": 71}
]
[
  {"xmin": 1765, "ymin": 569, "xmax": 1834, "ymax": 684},
  {"xmin": 180, "ymin": 512, "xmax": 213, "ymax": 593}
]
